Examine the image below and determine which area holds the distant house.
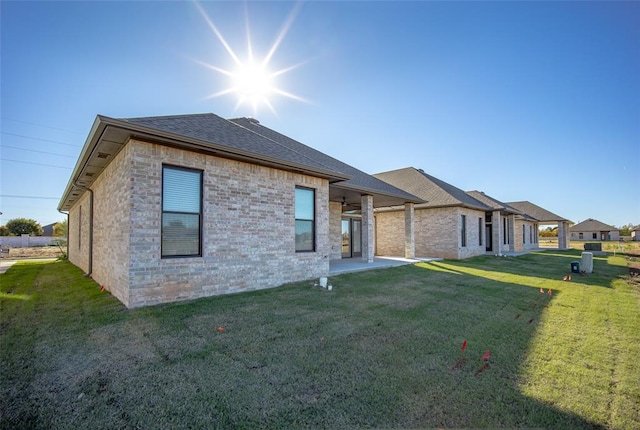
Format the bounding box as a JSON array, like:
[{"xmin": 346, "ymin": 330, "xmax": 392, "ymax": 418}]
[
  {"xmin": 374, "ymin": 168, "xmax": 496, "ymax": 259},
  {"xmin": 58, "ymin": 113, "xmax": 422, "ymax": 308},
  {"xmin": 570, "ymin": 218, "xmax": 620, "ymax": 241},
  {"xmin": 41, "ymin": 223, "xmax": 56, "ymax": 236},
  {"xmin": 631, "ymin": 225, "xmax": 640, "ymax": 241}
]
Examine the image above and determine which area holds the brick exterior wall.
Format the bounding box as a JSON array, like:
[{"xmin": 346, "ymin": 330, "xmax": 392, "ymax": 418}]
[
  {"xmin": 68, "ymin": 192, "xmax": 92, "ymax": 275},
  {"xmin": 329, "ymin": 201, "xmax": 343, "ymax": 259},
  {"xmin": 374, "ymin": 206, "xmax": 486, "ymax": 260},
  {"xmin": 374, "ymin": 210, "xmax": 405, "ymax": 256},
  {"xmin": 514, "ymin": 219, "xmax": 539, "ymax": 251},
  {"xmin": 68, "ymin": 139, "xmax": 331, "ymax": 308},
  {"xmin": 90, "ymin": 144, "xmax": 132, "ymax": 306}
]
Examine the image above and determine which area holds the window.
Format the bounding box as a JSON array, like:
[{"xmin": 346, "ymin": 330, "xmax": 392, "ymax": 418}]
[
  {"xmin": 503, "ymin": 218, "xmax": 509, "ymax": 244},
  {"xmin": 523, "ymin": 225, "xmax": 526, "ymax": 243},
  {"xmin": 461, "ymin": 214, "xmax": 467, "ymax": 247},
  {"xmin": 592, "ymin": 233, "xmax": 597, "ymax": 239},
  {"xmin": 529, "ymin": 225, "xmax": 533, "ymax": 243},
  {"xmin": 295, "ymin": 187, "xmax": 315, "ymax": 252},
  {"xmin": 479, "ymin": 217, "xmax": 483, "ymax": 246},
  {"xmin": 162, "ymin": 165, "xmax": 202, "ymax": 258}
]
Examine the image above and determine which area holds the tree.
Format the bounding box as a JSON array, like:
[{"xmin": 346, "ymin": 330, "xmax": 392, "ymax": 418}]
[
  {"xmin": 5, "ymin": 218, "xmax": 43, "ymax": 236},
  {"xmin": 0, "ymin": 225, "xmax": 9, "ymax": 236},
  {"xmin": 618, "ymin": 223, "xmax": 634, "ymax": 236},
  {"xmin": 53, "ymin": 219, "xmax": 68, "ymax": 237}
]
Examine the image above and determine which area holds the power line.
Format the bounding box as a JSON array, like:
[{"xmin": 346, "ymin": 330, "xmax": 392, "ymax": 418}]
[
  {"xmin": 0, "ymin": 195, "xmax": 59, "ymax": 200},
  {"xmin": 0, "ymin": 158, "xmax": 72, "ymax": 169},
  {"xmin": 0, "ymin": 132, "xmax": 82, "ymax": 147},
  {"xmin": 1, "ymin": 145, "xmax": 76, "ymax": 158},
  {"xmin": 1, "ymin": 117, "xmax": 84, "ymax": 134}
]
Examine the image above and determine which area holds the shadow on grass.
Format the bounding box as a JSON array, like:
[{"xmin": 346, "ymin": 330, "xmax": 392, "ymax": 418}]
[
  {"xmin": 0, "ymin": 257, "xmax": 623, "ymax": 429},
  {"xmin": 427, "ymin": 249, "xmax": 629, "ymax": 289}
]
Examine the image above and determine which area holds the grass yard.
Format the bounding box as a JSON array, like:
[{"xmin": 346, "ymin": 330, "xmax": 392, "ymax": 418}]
[{"xmin": 1, "ymin": 251, "xmax": 639, "ymax": 429}]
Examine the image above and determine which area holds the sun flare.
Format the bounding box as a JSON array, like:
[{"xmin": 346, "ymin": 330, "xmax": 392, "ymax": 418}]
[{"xmin": 194, "ymin": 1, "xmax": 307, "ymax": 115}]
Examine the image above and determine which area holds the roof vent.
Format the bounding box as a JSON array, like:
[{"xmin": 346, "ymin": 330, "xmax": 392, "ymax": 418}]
[
  {"xmin": 85, "ymin": 172, "xmax": 94, "ymax": 177},
  {"xmin": 417, "ymin": 168, "xmax": 425, "ymax": 173},
  {"xmin": 97, "ymin": 152, "xmax": 110, "ymax": 159},
  {"xmin": 248, "ymin": 117, "xmax": 260, "ymax": 125}
]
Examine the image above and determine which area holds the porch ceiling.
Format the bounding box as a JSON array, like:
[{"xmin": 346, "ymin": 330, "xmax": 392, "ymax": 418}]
[{"xmin": 329, "ymin": 184, "xmax": 422, "ymax": 208}]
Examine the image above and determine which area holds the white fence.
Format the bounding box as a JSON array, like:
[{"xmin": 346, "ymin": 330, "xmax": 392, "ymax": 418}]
[{"xmin": 0, "ymin": 235, "xmax": 65, "ymax": 248}]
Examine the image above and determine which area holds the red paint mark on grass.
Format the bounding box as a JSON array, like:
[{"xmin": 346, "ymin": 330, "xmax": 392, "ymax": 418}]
[
  {"xmin": 461, "ymin": 340, "xmax": 467, "ymax": 352},
  {"xmin": 481, "ymin": 350, "xmax": 491, "ymax": 361},
  {"xmin": 216, "ymin": 326, "xmax": 226, "ymax": 333},
  {"xmin": 100, "ymin": 285, "xmax": 105, "ymax": 292}
]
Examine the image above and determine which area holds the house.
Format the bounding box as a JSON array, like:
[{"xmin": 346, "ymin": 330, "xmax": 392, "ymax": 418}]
[
  {"xmin": 373, "ymin": 168, "xmax": 493, "ymax": 259},
  {"xmin": 632, "ymin": 225, "xmax": 640, "ymax": 241},
  {"xmin": 505, "ymin": 201, "xmax": 572, "ymax": 249},
  {"xmin": 570, "ymin": 218, "xmax": 620, "ymax": 241},
  {"xmin": 58, "ymin": 113, "xmax": 422, "ymax": 308},
  {"xmin": 41, "ymin": 223, "xmax": 56, "ymax": 236},
  {"xmin": 466, "ymin": 191, "xmax": 540, "ymax": 254}
]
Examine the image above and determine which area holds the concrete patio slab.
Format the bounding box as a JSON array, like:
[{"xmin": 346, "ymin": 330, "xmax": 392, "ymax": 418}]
[{"xmin": 329, "ymin": 256, "xmax": 442, "ymax": 276}]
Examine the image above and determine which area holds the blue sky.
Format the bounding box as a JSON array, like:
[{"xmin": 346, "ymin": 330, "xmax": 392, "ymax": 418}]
[{"xmin": 1, "ymin": 1, "xmax": 639, "ymax": 229}]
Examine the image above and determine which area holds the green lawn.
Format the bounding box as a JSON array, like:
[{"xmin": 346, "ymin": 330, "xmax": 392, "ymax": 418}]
[{"xmin": 1, "ymin": 251, "xmax": 639, "ymax": 429}]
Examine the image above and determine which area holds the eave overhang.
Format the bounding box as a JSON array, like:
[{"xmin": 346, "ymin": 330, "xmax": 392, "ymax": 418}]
[{"xmin": 58, "ymin": 115, "xmax": 351, "ymax": 211}]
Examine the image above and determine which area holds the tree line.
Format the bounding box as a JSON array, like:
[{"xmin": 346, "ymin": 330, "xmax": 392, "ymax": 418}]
[{"xmin": 0, "ymin": 218, "xmax": 67, "ymax": 237}]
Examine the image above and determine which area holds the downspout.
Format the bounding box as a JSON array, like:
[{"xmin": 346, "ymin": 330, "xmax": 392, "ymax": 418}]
[
  {"xmin": 87, "ymin": 188, "xmax": 94, "ymax": 277},
  {"xmin": 57, "ymin": 209, "xmax": 69, "ymax": 258}
]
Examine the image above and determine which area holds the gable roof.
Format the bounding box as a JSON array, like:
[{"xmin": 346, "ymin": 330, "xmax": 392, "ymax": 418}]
[
  {"xmin": 506, "ymin": 201, "xmax": 570, "ymax": 223},
  {"xmin": 570, "ymin": 218, "xmax": 619, "ymax": 232},
  {"xmin": 373, "ymin": 167, "xmax": 489, "ymax": 211},
  {"xmin": 59, "ymin": 113, "xmax": 422, "ymax": 211}
]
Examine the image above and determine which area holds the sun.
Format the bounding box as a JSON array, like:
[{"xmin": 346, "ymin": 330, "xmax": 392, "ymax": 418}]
[{"xmin": 194, "ymin": 1, "xmax": 307, "ymax": 115}]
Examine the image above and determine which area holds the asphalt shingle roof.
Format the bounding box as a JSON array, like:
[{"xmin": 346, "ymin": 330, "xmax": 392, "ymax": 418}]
[
  {"xmin": 229, "ymin": 117, "xmax": 422, "ymax": 202},
  {"xmin": 123, "ymin": 113, "xmax": 341, "ymax": 175},
  {"xmin": 570, "ymin": 218, "xmax": 618, "ymax": 232},
  {"xmin": 466, "ymin": 191, "xmax": 519, "ymax": 213},
  {"xmin": 373, "ymin": 167, "xmax": 489, "ymax": 210},
  {"xmin": 506, "ymin": 201, "xmax": 569, "ymax": 223},
  {"xmin": 122, "ymin": 114, "xmax": 420, "ymax": 203}
]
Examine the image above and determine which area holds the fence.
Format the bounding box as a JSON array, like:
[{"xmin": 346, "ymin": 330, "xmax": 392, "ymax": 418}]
[{"xmin": 0, "ymin": 235, "xmax": 65, "ymax": 248}]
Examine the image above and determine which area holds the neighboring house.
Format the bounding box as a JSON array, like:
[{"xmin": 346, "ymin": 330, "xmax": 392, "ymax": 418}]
[
  {"xmin": 58, "ymin": 113, "xmax": 422, "ymax": 308},
  {"xmin": 631, "ymin": 225, "xmax": 640, "ymax": 241},
  {"xmin": 373, "ymin": 168, "xmax": 492, "ymax": 259},
  {"xmin": 570, "ymin": 218, "xmax": 620, "ymax": 241},
  {"xmin": 506, "ymin": 201, "xmax": 572, "ymax": 249},
  {"xmin": 466, "ymin": 191, "xmax": 540, "ymax": 254},
  {"xmin": 41, "ymin": 223, "xmax": 56, "ymax": 236}
]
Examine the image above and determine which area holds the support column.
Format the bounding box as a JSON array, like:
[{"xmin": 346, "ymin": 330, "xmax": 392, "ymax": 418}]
[
  {"xmin": 404, "ymin": 202, "xmax": 415, "ymax": 259},
  {"xmin": 507, "ymin": 215, "xmax": 515, "ymax": 252},
  {"xmin": 492, "ymin": 210, "xmax": 502, "ymax": 255},
  {"xmin": 558, "ymin": 221, "xmax": 569, "ymax": 249},
  {"xmin": 361, "ymin": 194, "xmax": 374, "ymax": 263}
]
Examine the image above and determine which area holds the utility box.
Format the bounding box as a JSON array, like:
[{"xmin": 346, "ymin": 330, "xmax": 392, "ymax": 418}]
[
  {"xmin": 571, "ymin": 261, "xmax": 580, "ymax": 273},
  {"xmin": 581, "ymin": 252, "xmax": 594, "ymax": 274},
  {"xmin": 584, "ymin": 243, "xmax": 602, "ymax": 252}
]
